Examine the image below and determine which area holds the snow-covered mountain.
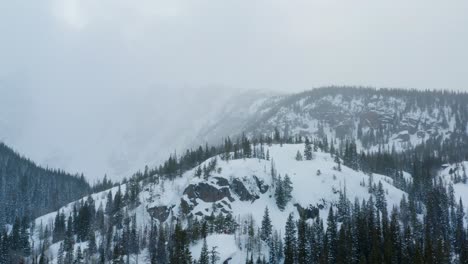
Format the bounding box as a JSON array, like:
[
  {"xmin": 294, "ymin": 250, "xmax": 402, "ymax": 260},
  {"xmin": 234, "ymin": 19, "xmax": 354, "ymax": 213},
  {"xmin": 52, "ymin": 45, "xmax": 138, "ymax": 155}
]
[
  {"xmin": 200, "ymin": 87, "xmax": 468, "ymax": 153},
  {"xmin": 31, "ymin": 144, "xmax": 408, "ymax": 263}
]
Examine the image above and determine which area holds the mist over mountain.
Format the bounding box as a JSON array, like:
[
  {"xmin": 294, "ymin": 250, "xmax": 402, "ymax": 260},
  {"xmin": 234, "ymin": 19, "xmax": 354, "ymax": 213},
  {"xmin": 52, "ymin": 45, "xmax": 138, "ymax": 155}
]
[
  {"xmin": 2, "ymin": 1, "xmax": 468, "ymax": 263},
  {"xmin": 0, "ymin": 82, "xmax": 256, "ymax": 181},
  {"xmin": 2, "ymin": 85, "xmax": 466, "ymax": 183},
  {"xmin": 8, "ymin": 86, "xmax": 467, "ymax": 263}
]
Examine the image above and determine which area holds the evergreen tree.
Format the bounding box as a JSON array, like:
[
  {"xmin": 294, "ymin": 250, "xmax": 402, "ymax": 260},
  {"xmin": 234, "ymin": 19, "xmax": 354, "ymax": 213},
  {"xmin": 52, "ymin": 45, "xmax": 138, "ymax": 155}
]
[
  {"xmin": 296, "ymin": 215, "xmax": 309, "ymax": 264},
  {"xmin": 112, "ymin": 243, "xmax": 124, "ymax": 264},
  {"xmin": 64, "ymin": 216, "xmax": 75, "ymax": 263},
  {"xmin": 195, "ymin": 166, "xmax": 203, "ymax": 178},
  {"xmin": 88, "ymin": 230, "xmax": 97, "ymax": 256},
  {"xmin": 283, "ymin": 214, "xmax": 296, "ymax": 264},
  {"xmin": 455, "ymin": 198, "xmax": 465, "ymax": 254},
  {"xmin": 375, "ymin": 181, "xmax": 387, "ymax": 213},
  {"xmin": 170, "ymin": 222, "xmax": 192, "ymax": 264},
  {"xmin": 295, "ymin": 150, "xmax": 303, "ymax": 161},
  {"xmin": 75, "ymin": 246, "xmax": 84, "ymax": 264},
  {"xmin": 304, "ymin": 138, "xmax": 313, "ymax": 160},
  {"xmin": 199, "ymin": 238, "xmax": 209, "ymax": 264},
  {"xmin": 38, "ymin": 246, "xmax": 47, "ymax": 264},
  {"xmin": 269, "ymin": 240, "xmax": 277, "ymax": 264},
  {"xmin": 209, "ymin": 246, "xmax": 219, "ymax": 264},
  {"xmin": 157, "ymin": 223, "xmax": 167, "ymax": 263},
  {"xmin": 283, "ymin": 174, "xmax": 293, "ymax": 205},
  {"xmin": 326, "ymin": 207, "xmax": 338, "ymax": 263},
  {"xmin": 57, "ymin": 242, "xmax": 64, "ymax": 264},
  {"xmin": 275, "ymin": 175, "xmax": 286, "ymax": 211},
  {"xmin": 260, "ymin": 207, "xmax": 272, "ymax": 242}
]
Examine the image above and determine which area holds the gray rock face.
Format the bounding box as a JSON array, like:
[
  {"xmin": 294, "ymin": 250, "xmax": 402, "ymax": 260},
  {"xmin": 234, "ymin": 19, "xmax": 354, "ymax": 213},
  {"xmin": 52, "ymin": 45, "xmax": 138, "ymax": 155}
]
[
  {"xmin": 231, "ymin": 178, "xmax": 258, "ymax": 202},
  {"xmin": 213, "ymin": 177, "xmax": 230, "ymax": 187},
  {"xmin": 169, "ymin": 174, "xmax": 271, "ymax": 218},
  {"xmin": 184, "ymin": 182, "xmax": 234, "ymax": 203},
  {"xmin": 147, "ymin": 205, "xmax": 174, "ymax": 222},
  {"xmin": 294, "ymin": 203, "xmax": 319, "ymax": 220},
  {"xmin": 253, "ymin": 175, "xmax": 269, "ymax": 194}
]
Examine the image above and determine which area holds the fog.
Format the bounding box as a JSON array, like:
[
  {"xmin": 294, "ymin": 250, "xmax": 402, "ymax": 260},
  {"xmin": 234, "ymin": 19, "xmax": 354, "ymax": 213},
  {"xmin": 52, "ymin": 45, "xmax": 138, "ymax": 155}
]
[{"xmin": 1, "ymin": 0, "xmax": 467, "ymax": 181}]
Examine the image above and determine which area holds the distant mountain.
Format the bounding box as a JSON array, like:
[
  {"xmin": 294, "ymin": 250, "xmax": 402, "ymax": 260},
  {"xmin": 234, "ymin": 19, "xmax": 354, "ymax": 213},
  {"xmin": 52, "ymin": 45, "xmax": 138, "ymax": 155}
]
[
  {"xmin": 0, "ymin": 142, "xmax": 90, "ymax": 226},
  {"xmin": 201, "ymin": 87, "xmax": 468, "ymax": 152}
]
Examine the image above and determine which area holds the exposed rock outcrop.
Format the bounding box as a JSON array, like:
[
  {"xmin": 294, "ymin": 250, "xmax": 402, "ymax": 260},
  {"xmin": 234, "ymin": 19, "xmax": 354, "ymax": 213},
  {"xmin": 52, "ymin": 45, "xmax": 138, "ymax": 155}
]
[
  {"xmin": 147, "ymin": 205, "xmax": 174, "ymax": 222},
  {"xmin": 184, "ymin": 182, "xmax": 234, "ymax": 203}
]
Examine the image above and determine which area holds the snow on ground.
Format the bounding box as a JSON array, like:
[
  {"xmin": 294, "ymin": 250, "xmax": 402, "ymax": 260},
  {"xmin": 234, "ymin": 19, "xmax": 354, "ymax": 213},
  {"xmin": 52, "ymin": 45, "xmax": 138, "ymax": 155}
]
[
  {"xmin": 439, "ymin": 161, "xmax": 468, "ymax": 204},
  {"xmin": 218, "ymin": 144, "xmax": 407, "ymax": 231},
  {"xmin": 31, "ymin": 143, "xmax": 408, "ymax": 263},
  {"xmin": 190, "ymin": 234, "xmax": 239, "ymax": 263}
]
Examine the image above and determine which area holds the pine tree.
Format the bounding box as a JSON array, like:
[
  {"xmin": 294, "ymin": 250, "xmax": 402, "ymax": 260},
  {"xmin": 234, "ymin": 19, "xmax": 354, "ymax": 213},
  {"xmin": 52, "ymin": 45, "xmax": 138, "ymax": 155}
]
[
  {"xmin": 326, "ymin": 207, "xmax": 338, "ymax": 263},
  {"xmin": 19, "ymin": 216, "xmax": 31, "ymax": 256},
  {"xmin": 65, "ymin": 247, "xmax": 74, "ymax": 264},
  {"xmin": 157, "ymin": 223, "xmax": 167, "ymax": 263},
  {"xmin": 283, "ymin": 214, "xmax": 296, "ymax": 264},
  {"xmin": 274, "ymin": 128, "xmax": 281, "ymax": 143},
  {"xmin": 64, "ymin": 215, "xmax": 75, "ymax": 263},
  {"xmin": 269, "ymin": 240, "xmax": 277, "ymax": 264},
  {"xmin": 336, "ymin": 224, "xmax": 348, "ymax": 264},
  {"xmin": 199, "ymin": 238, "xmax": 209, "ymax": 264},
  {"xmin": 209, "ymin": 246, "xmax": 219, "ymax": 264},
  {"xmin": 242, "ymin": 134, "xmax": 252, "ymax": 158},
  {"xmin": 388, "ymin": 207, "xmax": 401, "ymax": 264},
  {"xmin": 295, "ymin": 150, "xmax": 303, "ymax": 161},
  {"xmin": 57, "ymin": 242, "xmax": 64, "ymax": 264},
  {"xmin": 304, "ymin": 138, "xmax": 313, "ymax": 160},
  {"xmin": 275, "ymin": 175, "xmax": 286, "ymax": 211},
  {"xmin": 297, "ymin": 215, "xmax": 309, "ymax": 264},
  {"xmin": 203, "ymin": 164, "xmax": 209, "ymax": 180},
  {"xmin": 455, "ymin": 198, "xmax": 465, "ymax": 254},
  {"xmin": 88, "ymin": 230, "xmax": 97, "ymax": 256},
  {"xmin": 38, "ymin": 245, "xmax": 47, "ymax": 264},
  {"xmin": 375, "ymin": 181, "xmax": 387, "ymax": 213},
  {"xmin": 112, "ymin": 243, "xmax": 124, "ymax": 264},
  {"xmin": 53, "ymin": 211, "xmax": 66, "ymax": 243},
  {"xmin": 283, "ymin": 174, "xmax": 293, "ymax": 204},
  {"xmin": 195, "ymin": 166, "xmax": 203, "ymax": 178},
  {"xmin": 75, "ymin": 246, "xmax": 84, "ymax": 264},
  {"xmin": 260, "ymin": 207, "xmax": 272, "ymax": 242},
  {"xmin": 105, "ymin": 191, "xmax": 113, "ymax": 215},
  {"xmin": 170, "ymin": 222, "xmax": 192, "ymax": 264}
]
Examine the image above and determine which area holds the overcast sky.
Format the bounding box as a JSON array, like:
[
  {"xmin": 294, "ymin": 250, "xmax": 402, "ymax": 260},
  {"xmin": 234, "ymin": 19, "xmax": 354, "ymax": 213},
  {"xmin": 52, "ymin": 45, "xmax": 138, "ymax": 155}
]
[
  {"xmin": 1, "ymin": 0, "xmax": 468, "ymax": 180},
  {"xmin": 1, "ymin": 0, "xmax": 468, "ymax": 93}
]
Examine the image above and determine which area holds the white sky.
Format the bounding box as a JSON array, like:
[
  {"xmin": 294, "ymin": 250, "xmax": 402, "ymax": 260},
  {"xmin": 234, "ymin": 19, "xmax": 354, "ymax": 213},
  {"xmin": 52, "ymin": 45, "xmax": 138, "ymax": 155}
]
[
  {"xmin": 0, "ymin": 0, "xmax": 467, "ymax": 180},
  {"xmin": 1, "ymin": 0, "xmax": 468, "ymax": 92}
]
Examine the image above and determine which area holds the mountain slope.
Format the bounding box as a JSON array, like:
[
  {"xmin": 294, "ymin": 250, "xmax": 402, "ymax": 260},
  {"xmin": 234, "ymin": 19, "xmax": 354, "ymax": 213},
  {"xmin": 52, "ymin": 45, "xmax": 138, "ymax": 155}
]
[
  {"xmin": 0, "ymin": 142, "xmax": 90, "ymax": 226},
  {"xmin": 30, "ymin": 143, "xmax": 407, "ymax": 263},
  {"xmin": 201, "ymin": 87, "xmax": 468, "ymax": 153}
]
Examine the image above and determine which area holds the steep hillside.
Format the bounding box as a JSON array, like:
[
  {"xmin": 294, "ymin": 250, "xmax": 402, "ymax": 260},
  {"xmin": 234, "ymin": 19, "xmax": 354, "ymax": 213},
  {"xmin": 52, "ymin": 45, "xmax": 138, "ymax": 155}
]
[
  {"xmin": 29, "ymin": 144, "xmax": 407, "ymax": 263},
  {"xmin": 438, "ymin": 161, "xmax": 468, "ymax": 203},
  {"xmin": 202, "ymin": 87, "xmax": 468, "ymax": 153},
  {"xmin": 0, "ymin": 142, "xmax": 90, "ymax": 226}
]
